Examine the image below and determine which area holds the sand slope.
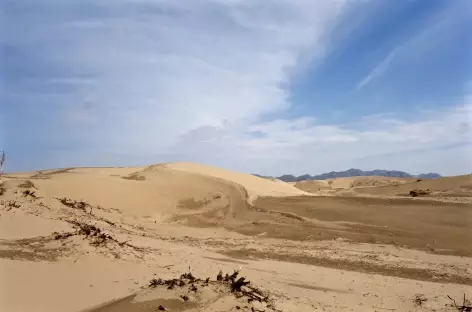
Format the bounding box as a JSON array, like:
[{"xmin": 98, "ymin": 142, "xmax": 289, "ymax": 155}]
[{"xmin": 164, "ymin": 162, "xmax": 309, "ymax": 199}]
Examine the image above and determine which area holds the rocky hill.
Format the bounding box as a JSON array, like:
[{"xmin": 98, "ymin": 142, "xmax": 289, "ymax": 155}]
[{"xmin": 256, "ymin": 169, "xmax": 441, "ymax": 182}]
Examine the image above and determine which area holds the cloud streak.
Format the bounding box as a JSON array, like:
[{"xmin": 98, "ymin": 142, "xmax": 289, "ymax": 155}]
[{"xmin": 357, "ymin": 50, "xmax": 396, "ymax": 89}]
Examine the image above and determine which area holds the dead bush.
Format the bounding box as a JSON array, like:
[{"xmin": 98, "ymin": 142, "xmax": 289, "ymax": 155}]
[
  {"xmin": 447, "ymin": 294, "xmax": 471, "ymax": 311},
  {"xmin": 18, "ymin": 180, "xmax": 36, "ymax": 189},
  {"xmin": 148, "ymin": 268, "xmax": 274, "ymax": 310},
  {"xmin": 122, "ymin": 173, "xmax": 145, "ymax": 181},
  {"xmin": 22, "ymin": 189, "xmax": 37, "ymax": 199},
  {"xmin": 56, "ymin": 197, "xmax": 90, "ymax": 213},
  {"xmin": 409, "ymin": 189, "xmax": 432, "ymax": 197}
]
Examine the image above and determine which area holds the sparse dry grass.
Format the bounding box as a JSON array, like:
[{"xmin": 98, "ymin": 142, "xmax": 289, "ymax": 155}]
[
  {"xmin": 18, "ymin": 180, "xmax": 36, "ymax": 189},
  {"xmin": 121, "ymin": 172, "xmax": 146, "ymax": 181}
]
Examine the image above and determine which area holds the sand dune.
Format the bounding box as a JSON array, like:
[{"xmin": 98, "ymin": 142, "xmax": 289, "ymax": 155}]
[
  {"xmin": 2, "ymin": 163, "xmax": 310, "ymax": 234},
  {"xmin": 1, "ymin": 163, "xmax": 471, "ymax": 312},
  {"xmin": 164, "ymin": 162, "xmax": 309, "ymax": 199},
  {"xmin": 6, "ymin": 163, "xmax": 305, "ymax": 218},
  {"xmin": 294, "ymin": 180, "xmax": 332, "ymax": 193}
]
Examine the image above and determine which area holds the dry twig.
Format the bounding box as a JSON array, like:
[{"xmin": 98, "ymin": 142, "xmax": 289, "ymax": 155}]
[
  {"xmin": 414, "ymin": 294, "xmax": 427, "ymax": 306},
  {"xmin": 447, "ymin": 294, "xmax": 472, "ymax": 312}
]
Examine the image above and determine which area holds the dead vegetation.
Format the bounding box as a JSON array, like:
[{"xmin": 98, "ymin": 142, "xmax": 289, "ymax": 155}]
[
  {"xmin": 5, "ymin": 200, "xmax": 21, "ymax": 211},
  {"xmin": 22, "ymin": 189, "xmax": 38, "ymax": 199},
  {"xmin": 414, "ymin": 294, "xmax": 427, "ymax": 306},
  {"xmin": 55, "ymin": 197, "xmax": 91, "ymax": 213},
  {"xmin": 409, "ymin": 189, "xmax": 432, "ymax": 197},
  {"xmin": 54, "ymin": 220, "xmax": 145, "ymax": 256},
  {"xmin": 148, "ymin": 268, "xmax": 279, "ymax": 312},
  {"xmin": 122, "ymin": 172, "xmax": 146, "ymax": 181},
  {"xmin": 1, "ymin": 219, "xmax": 145, "ymax": 262},
  {"xmin": 0, "ymin": 183, "xmax": 5, "ymax": 196},
  {"xmin": 55, "ymin": 198, "xmax": 120, "ymax": 229},
  {"xmin": 18, "ymin": 180, "xmax": 36, "ymax": 189},
  {"xmin": 55, "ymin": 197, "xmax": 121, "ymax": 217},
  {"xmin": 447, "ymin": 294, "xmax": 472, "ymax": 312}
]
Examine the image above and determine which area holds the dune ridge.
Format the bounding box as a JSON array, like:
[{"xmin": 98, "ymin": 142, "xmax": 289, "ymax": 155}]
[{"xmin": 163, "ymin": 162, "xmax": 310, "ymax": 200}]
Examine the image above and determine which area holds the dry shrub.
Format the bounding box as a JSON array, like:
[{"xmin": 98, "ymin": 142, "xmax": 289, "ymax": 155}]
[
  {"xmin": 148, "ymin": 269, "xmax": 276, "ymax": 311},
  {"xmin": 18, "ymin": 180, "xmax": 36, "ymax": 189},
  {"xmin": 122, "ymin": 172, "xmax": 146, "ymax": 181},
  {"xmin": 409, "ymin": 189, "xmax": 432, "ymax": 197}
]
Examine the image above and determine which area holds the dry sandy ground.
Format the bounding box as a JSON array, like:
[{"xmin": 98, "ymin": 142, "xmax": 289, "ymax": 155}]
[
  {"xmin": 0, "ymin": 163, "xmax": 471, "ymax": 312},
  {"xmin": 353, "ymin": 175, "xmax": 472, "ymax": 198},
  {"xmin": 295, "ymin": 175, "xmax": 472, "ymax": 202},
  {"xmin": 295, "ymin": 176, "xmax": 414, "ymax": 195}
]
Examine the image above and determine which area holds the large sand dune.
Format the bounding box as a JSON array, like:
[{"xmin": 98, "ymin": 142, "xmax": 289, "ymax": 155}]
[
  {"xmin": 6, "ymin": 163, "xmax": 306, "ymax": 217},
  {"xmin": 164, "ymin": 162, "xmax": 309, "ymax": 199},
  {"xmin": 1, "ymin": 163, "xmax": 471, "ymax": 312}
]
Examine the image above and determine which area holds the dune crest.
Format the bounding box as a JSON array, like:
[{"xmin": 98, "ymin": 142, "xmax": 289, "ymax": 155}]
[{"xmin": 162, "ymin": 162, "xmax": 309, "ymax": 200}]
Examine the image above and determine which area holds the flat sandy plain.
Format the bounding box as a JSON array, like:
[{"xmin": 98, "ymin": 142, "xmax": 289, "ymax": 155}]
[{"xmin": 0, "ymin": 163, "xmax": 471, "ymax": 312}]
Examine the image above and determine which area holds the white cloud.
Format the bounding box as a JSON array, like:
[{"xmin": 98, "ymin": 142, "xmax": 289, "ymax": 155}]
[
  {"xmin": 4, "ymin": 0, "xmax": 348, "ymax": 159},
  {"xmin": 167, "ymin": 99, "xmax": 472, "ymax": 176},
  {"xmin": 13, "ymin": 0, "xmax": 344, "ymax": 147}
]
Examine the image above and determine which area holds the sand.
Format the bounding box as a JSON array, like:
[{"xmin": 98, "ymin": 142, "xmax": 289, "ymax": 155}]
[
  {"xmin": 0, "ymin": 163, "xmax": 471, "ymax": 312},
  {"xmin": 164, "ymin": 162, "xmax": 310, "ymax": 199},
  {"xmin": 296, "ymin": 175, "xmax": 472, "ymax": 201},
  {"xmin": 353, "ymin": 174, "xmax": 472, "ymax": 197},
  {"xmin": 294, "ymin": 176, "xmax": 412, "ymax": 195}
]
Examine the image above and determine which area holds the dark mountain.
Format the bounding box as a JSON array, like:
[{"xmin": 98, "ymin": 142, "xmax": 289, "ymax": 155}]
[
  {"xmin": 276, "ymin": 174, "xmax": 298, "ymax": 182},
  {"xmin": 274, "ymin": 169, "xmax": 441, "ymax": 182},
  {"xmin": 297, "ymin": 174, "xmax": 313, "ymax": 181},
  {"xmin": 416, "ymin": 172, "xmax": 442, "ymax": 179}
]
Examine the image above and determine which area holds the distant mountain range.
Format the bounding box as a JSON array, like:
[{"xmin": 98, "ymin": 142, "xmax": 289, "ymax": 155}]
[{"xmin": 254, "ymin": 169, "xmax": 441, "ymax": 182}]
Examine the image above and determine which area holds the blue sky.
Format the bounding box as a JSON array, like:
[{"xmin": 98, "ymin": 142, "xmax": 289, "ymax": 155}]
[{"xmin": 1, "ymin": 0, "xmax": 471, "ymax": 176}]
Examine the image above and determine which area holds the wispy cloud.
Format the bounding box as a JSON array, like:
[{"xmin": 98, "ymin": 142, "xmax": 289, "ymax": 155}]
[
  {"xmin": 3, "ymin": 0, "xmax": 348, "ymax": 165},
  {"xmin": 357, "ymin": 50, "xmax": 396, "ymax": 89},
  {"xmin": 7, "ymin": 3, "xmax": 343, "ymax": 127},
  {"xmin": 168, "ymin": 97, "xmax": 472, "ymax": 175},
  {"xmin": 356, "ymin": 0, "xmax": 470, "ymax": 90}
]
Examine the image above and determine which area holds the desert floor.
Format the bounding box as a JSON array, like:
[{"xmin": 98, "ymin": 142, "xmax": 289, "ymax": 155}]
[{"xmin": 0, "ymin": 163, "xmax": 471, "ymax": 312}]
